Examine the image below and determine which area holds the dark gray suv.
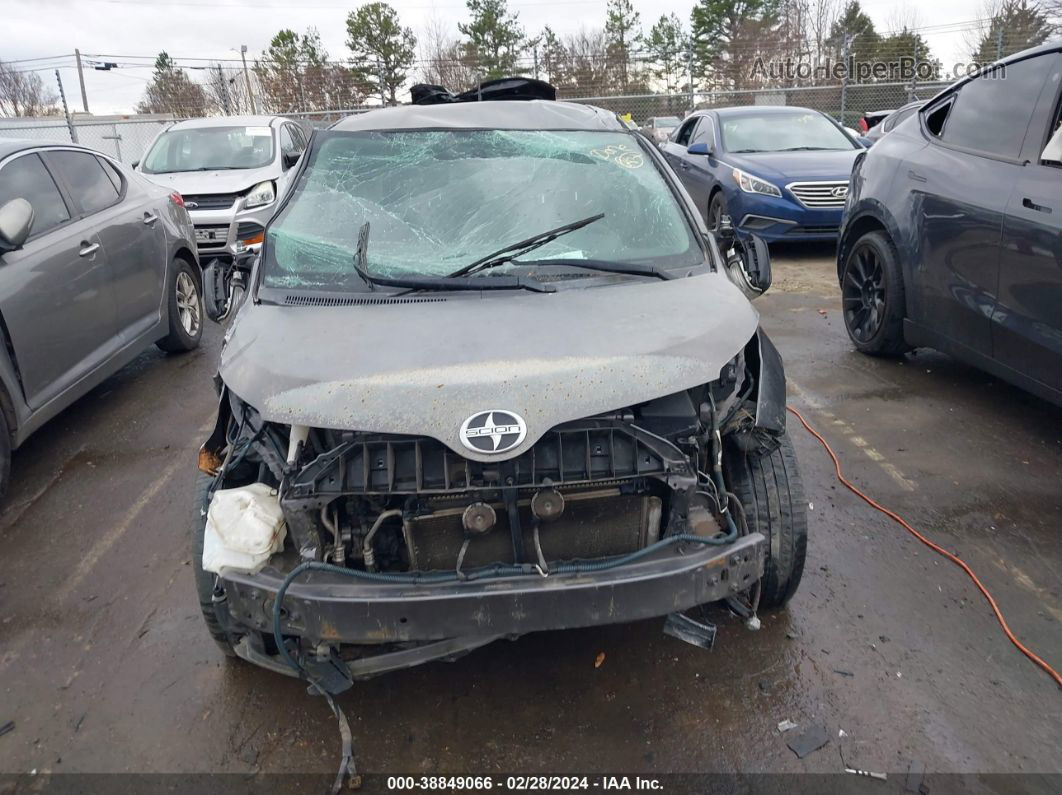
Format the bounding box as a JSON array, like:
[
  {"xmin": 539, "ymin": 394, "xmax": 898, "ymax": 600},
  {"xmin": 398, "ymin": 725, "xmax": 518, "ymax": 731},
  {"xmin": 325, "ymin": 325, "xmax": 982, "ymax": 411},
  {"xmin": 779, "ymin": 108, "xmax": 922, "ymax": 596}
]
[{"xmin": 838, "ymin": 43, "xmax": 1062, "ymax": 407}]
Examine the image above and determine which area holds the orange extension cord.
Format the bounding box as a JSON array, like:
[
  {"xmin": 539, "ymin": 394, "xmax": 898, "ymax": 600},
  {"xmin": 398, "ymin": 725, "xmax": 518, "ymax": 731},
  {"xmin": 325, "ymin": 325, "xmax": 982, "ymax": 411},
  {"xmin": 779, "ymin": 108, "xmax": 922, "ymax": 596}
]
[{"xmin": 786, "ymin": 405, "xmax": 1062, "ymax": 690}]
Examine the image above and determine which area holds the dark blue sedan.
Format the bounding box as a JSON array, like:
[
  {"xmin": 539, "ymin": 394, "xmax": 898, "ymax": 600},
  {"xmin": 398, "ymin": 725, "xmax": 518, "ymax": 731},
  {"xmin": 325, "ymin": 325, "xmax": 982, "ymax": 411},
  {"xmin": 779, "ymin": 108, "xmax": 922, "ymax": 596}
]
[{"xmin": 662, "ymin": 106, "xmax": 862, "ymax": 242}]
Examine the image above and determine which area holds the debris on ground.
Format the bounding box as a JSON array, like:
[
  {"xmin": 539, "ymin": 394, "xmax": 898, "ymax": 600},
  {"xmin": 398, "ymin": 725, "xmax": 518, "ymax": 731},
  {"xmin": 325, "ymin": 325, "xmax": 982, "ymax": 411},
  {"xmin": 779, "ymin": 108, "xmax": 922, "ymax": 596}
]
[
  {"xmin": 0, "ymin": 721, "xmax": 13, "ymax": 738},
  {"xmin": 594, "ymin": 652, "xmax": 605, "ymax": 668},
  {"xmin": 845, "ymin": 767, "xmax": 887, "ymax": 781},
  {"xmin": 832, "ymin": 668, "xmax": 855, "ymax": 677},
  {"xmin": 786, "ymin": 724, "xmax": 830, "ymax": 758},
  {"xmin": 777, "ymin": 719, "xmax": 798, "ymax": 733}
]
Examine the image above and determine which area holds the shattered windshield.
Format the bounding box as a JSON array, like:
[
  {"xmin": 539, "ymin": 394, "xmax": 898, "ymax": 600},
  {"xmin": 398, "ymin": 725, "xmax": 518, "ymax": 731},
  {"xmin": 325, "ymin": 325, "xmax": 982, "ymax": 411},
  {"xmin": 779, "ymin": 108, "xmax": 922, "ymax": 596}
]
[
  {"xmin": 142, "ymin": 126, "xmax": 275, "ymax": 173},
  {"xmin": 263, "ymin": 129, "xmax": 701, "ymax": 290}
]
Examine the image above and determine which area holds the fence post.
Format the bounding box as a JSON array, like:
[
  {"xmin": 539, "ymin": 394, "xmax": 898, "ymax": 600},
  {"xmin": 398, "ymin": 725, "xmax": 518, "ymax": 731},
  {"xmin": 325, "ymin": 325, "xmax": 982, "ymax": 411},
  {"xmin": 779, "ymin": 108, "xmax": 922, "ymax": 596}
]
[
  {"xmin": 909, "ymin": 38, "xmax": 918, "ymax": 102},
  {"xmin": 839, "ymin": 33, "xmax": 851, "ymax": 125},
  {"xmin": 55, "ymin": 70, "xmax": 79, "ymax": 144}
]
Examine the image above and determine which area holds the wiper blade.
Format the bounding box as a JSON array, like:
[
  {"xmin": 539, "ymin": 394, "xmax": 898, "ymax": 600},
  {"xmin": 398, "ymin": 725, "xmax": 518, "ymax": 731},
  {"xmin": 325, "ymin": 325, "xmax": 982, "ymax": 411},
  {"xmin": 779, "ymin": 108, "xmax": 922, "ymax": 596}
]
[
  {"xmin": 447, "ymin": 213, "xmax": 605, "ymax": 278},
  {"xmin": 778, "ymin": 146, "xmax": 830, "ymax": 151},
  {"xmin": 514, "ymin": 258, "xmax": 672, "ymax": 281},
  {"xmin": 366, "ymin": 273, "xmax": 556, "ymax": 293},
  {"xmin": 352, "ymin": 222, "xmax": 553, "ymax": 293}
]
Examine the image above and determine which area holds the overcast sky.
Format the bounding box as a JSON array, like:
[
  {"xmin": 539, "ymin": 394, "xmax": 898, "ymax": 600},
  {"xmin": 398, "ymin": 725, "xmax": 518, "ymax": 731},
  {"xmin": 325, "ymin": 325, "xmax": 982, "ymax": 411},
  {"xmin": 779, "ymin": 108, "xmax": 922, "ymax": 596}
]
[{"xmin": 7, "ymin": 0, "xmax": 988, "ymax": 114}]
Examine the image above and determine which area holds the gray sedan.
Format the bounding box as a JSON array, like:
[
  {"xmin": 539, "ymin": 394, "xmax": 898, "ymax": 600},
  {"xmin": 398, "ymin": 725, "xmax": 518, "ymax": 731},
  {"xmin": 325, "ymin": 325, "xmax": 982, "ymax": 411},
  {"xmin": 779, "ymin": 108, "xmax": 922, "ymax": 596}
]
[{"xmin": 0, "ymin": 139, "xmax": 202, "ymax": 498}]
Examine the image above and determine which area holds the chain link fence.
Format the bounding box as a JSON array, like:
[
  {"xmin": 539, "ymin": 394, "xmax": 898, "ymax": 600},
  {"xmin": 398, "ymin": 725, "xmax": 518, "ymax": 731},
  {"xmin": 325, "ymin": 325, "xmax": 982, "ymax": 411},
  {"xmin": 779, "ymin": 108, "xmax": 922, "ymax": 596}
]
[
  {"xmin": 0, "ymin": 116, "xmax": 175, "ymax": 164},
  {"xmin": 0, "ymin": 78, "xmax": 955, "ymax": 162},
  {"xmin": 565, "ymin": 80, "xmax": 953, "ymax": 128}
]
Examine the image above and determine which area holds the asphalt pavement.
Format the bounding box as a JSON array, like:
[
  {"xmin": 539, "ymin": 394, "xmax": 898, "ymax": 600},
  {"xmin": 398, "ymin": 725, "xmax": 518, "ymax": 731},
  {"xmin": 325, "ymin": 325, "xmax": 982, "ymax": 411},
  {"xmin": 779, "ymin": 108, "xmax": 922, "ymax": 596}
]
[{"xmin": 0, "ymin": 246, "xmax": 1059, "ymax": 791}]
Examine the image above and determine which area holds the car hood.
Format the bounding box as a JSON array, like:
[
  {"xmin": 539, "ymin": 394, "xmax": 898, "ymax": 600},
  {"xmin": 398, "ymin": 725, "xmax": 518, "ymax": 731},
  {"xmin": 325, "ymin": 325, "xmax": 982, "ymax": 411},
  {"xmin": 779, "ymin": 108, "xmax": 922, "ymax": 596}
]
[
  {"xmin": 726, "ymin": 149, "xmax": 860, "ymax": 183},
  {"xmin": 220, "ymin": 271, "xmax": 760, "ymax": 462},
  {"xmin": 139, "ymin": 165, "xmax": 277, "ymax": 195}
]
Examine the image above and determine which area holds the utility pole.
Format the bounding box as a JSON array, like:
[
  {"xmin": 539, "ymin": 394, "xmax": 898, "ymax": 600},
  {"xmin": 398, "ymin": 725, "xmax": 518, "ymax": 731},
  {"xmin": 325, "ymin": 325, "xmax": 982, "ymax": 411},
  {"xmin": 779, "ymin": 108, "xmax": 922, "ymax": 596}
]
[
  {"xmin": 240, "ymin": 45, "xmax": 257, "ymax": 114},
  {"xmin": 74, "ymin": 49, "xmax": 89, "ymax": 113},
  {"xmin": 996, "ymin": 26, "xmax": 1004, "ymax": 61},
  {"xmin": 533, "ymin": 43, "xmax": 539, "ymax": 80},
  {"xmin": 55, "ymin": 70, "xmax": 78, "ymax": 143},
  {"xmin": 377, "ymin": 59, "xmax": 386, "ymax": 106},
  {"xmin": 216, "ymin": 63, "xmax": 231, "ymax": 114}
]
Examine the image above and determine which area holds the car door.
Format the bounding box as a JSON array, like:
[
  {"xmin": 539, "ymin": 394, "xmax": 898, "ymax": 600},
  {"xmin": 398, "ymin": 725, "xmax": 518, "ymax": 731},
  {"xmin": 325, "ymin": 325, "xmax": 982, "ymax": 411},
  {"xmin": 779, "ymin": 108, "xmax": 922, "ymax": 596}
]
[
  {"xmin": 901, "ymin": 53, "xmax": 1056, "ymax": 356},
  {"xmin": 681, "ymin": 116, "xmax": 720, "ymax": 211},
  {"xmin": 995, "ymin": 53, "xmax": 1062, "ymax": 395},
  {"xmin": 0, "ymin": 150, "xmax": 120, "ymax": 411},
  {"xmin": 46, "ymin": 150, "xmax": 167, "ymax": 341},
  {"xmin": 661, "ymin": 116, "xmax": 697, "ymax": 176}
]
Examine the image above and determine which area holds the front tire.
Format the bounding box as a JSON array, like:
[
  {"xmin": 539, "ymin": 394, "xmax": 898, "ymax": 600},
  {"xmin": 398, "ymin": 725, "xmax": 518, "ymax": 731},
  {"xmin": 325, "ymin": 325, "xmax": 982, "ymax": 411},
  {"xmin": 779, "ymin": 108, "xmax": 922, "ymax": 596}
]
[
  {"xmin": 0, "ymin": 409, "xmax": 11, "ymax": 504},
  {"xmin": 841, "ymin": 230, "xmax": 908, "ymax": 356},
  {"xmin": 157, "ymin": 257, "xmax": 204, "ymax": 353},
  {"xmin": 708, "ymin": 191, "xmax": 730, "ymax": 235},
  {"xmin": 724, "ymin": 430, "xmax": 807, "ymax": 608}
]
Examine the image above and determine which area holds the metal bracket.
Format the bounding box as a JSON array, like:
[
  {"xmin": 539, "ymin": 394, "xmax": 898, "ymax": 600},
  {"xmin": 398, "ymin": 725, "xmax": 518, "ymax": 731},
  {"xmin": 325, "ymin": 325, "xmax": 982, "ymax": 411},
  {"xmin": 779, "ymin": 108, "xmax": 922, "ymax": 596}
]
[{"xmin": 663, "ymin": 611, "xmax": 717, "ymax": 650}]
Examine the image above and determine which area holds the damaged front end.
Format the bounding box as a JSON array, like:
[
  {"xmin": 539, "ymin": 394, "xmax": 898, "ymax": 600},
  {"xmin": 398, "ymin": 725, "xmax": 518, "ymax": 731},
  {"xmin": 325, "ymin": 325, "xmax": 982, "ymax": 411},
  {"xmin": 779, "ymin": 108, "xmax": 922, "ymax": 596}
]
[{"xmin": 197, "ymin": 329, "xmax": 786, "ymax": 686}]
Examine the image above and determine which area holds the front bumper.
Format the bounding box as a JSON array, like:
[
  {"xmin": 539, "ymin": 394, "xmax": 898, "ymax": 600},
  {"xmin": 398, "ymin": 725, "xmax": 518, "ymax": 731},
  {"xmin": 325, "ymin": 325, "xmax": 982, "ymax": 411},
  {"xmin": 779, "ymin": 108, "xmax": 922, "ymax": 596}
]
[
  {"xmin": 188, "ymin": 202, "xmax": 274, "ymax": 260},
  {"xmin": 220, "ymin": 532, "xmax": 766, "ymax": 645},
  {"xmin": 728, "ymin": 188, "xmax": 844, "ymax": 242}
]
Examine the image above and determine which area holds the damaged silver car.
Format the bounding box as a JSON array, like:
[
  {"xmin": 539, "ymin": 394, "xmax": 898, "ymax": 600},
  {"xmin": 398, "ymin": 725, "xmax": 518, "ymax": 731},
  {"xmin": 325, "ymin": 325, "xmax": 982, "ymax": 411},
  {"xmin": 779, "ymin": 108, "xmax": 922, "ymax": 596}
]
[{"xmin": 194, "ymin": 89, "xmax": 806, "ymax": 689}]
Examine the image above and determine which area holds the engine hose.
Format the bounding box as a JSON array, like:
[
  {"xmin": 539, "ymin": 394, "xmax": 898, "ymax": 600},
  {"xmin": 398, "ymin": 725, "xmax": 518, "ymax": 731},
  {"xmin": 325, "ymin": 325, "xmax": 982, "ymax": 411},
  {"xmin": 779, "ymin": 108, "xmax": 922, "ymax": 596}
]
[{"xmin": 272, "ymin": 514, "xmax": 740, "ymax": 680}]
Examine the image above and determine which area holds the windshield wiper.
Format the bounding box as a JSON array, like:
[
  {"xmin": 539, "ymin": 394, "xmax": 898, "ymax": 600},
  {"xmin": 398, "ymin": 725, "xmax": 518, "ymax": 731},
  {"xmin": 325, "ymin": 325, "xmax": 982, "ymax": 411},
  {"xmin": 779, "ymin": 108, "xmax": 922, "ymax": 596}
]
[
  {"xmin": 351, "ymin": 222, "xmax": 554, "ymax": 294},
  {"xmin": 447, "ymin": 213, "xmax": 605, "ymax": 278},
  {"xmin": 513, "ymin": 258, "xmax": 672, "ymax": 281},
  {"xmin": 778, "ymin": 146, "xmax": 831, "ymax": 151}
]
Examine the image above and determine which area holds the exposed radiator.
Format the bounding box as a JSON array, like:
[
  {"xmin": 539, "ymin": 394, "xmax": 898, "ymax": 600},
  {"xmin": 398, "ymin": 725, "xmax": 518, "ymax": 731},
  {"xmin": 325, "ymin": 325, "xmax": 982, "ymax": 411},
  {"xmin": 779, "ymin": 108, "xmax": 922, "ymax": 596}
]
[{"xmin": 403, "ymin": 489, "xmax": 662, "ymax": 571}]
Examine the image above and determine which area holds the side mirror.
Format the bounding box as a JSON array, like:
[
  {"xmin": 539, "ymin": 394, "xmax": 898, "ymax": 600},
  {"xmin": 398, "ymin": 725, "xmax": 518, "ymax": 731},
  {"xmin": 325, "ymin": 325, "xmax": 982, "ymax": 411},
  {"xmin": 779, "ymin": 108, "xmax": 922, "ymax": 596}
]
[
  {"xmin": 724, "ymin": 234, "xmax": 772, "ymax": 299},
  {"xmin": 282, "ymin": 151, "xmax": 300, "ymax": 169},
  {"xmin": 131, "ymin": 160, "xmax": 140, "ymax": 170},
  {"xmin": 202, "ymin": 259, "xmax": 227, "ymax": 322},
  {"xmin": 0, "ymin": 199, "xmax": 34, "ymax": 253},
  {"xmin": 687, "ymin": 141, "xmax": 714, "ymax": 156}
]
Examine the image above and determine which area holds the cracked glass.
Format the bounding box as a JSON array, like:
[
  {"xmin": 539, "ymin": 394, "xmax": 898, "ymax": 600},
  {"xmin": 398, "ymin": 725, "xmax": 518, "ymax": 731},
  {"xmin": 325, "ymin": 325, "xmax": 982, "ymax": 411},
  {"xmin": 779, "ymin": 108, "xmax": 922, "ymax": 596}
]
[{"xmin": 263, "ymin": 129, "xmax": 701, "ymax": 290}]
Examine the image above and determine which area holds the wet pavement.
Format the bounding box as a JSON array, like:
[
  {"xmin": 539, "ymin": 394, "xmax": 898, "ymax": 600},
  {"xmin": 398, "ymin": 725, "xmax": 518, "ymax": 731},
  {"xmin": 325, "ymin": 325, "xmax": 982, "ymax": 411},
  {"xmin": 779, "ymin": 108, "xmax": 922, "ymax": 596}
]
[{"xmin": 0, "ymin": 246, "xmax": 1059, "ymax": 787}]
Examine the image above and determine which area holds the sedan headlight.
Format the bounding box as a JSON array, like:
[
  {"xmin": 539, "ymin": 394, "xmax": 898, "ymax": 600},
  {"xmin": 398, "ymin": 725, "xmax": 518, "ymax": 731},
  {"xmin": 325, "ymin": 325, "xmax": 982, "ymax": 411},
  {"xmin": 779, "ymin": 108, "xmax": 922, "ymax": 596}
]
[
  {"xmin": 732, "ymin": 168, "xmax": 782, "ymax": 198},
  {"xmin": 244, "ymin": 180, "xmax": 276, "ymax": 209}
]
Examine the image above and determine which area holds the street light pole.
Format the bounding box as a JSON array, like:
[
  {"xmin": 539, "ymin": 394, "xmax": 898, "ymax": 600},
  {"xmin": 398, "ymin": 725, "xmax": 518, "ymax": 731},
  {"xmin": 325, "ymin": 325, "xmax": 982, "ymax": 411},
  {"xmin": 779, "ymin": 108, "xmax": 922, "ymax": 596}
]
[{"xmin": 240, "ymin": 44, "xmax": 257, "ymax": 114}]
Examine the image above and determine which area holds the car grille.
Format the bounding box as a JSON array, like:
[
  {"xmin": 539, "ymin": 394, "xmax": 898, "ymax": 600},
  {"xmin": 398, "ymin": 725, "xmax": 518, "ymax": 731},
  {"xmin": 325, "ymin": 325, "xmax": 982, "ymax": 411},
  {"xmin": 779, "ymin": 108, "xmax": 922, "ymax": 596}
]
[
  {"xmin": 194, "ymin": 224, "xmax": 229, "ymax": 247},
  {"xmin": 789, "ymin": 225, "xmax": 839, "ymax": 235},
  {"xmin": 183, "ymin": 193, "xmax": 237, "ymax": 210},
  {"xmin": 286, "ymin": 423, "xmax": 672, "ymax": 498},
  {"xmin": 787, "ymin": 181, "xmax": 849, "ymax": 208}
]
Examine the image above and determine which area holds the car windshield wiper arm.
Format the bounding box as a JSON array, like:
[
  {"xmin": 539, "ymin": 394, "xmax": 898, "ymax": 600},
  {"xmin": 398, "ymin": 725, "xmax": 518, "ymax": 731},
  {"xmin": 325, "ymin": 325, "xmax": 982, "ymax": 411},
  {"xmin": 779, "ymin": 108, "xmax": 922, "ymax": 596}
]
[
  {"xmin": 352, "ymin": 222, "xmax": 554, "ymax": 293},
  {"xmin": 447, "ymin": 213, "xmax": 605, "ymax": 278},
  {"xmin": 513, "ymin": 258, "xmax": 673, "ymax": 281}
]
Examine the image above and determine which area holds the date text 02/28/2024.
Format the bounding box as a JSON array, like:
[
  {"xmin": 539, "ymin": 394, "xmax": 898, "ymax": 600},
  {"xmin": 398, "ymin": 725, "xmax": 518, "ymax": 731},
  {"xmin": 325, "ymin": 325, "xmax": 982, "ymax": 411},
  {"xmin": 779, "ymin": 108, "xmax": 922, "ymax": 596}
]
[{"xmin": 386, "ymin": 776, "xmax": 664, "ymax": 790}]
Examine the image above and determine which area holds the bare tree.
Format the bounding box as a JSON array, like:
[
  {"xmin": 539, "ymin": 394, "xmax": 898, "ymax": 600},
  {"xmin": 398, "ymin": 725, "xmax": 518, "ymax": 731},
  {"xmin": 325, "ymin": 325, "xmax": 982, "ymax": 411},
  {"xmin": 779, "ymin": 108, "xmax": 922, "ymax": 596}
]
[
  {"xmin": 204, "ymin": 63, "xmax": 249, "ymax": 115},
  {"xmin": 419, "ymin": 17, "xmax": 479, "ymax": 91},
  {"xmin": 0, "ymin": 60, "xmax": 59, "ymax": 117}
]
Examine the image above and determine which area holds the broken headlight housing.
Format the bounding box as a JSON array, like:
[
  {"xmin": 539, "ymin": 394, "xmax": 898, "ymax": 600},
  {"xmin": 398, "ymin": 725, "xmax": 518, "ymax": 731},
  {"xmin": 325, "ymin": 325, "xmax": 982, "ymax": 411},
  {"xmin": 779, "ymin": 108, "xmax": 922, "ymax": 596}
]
[{"xmin": 244, "ymin": 180, "xmax": 276, "ymax": 209}]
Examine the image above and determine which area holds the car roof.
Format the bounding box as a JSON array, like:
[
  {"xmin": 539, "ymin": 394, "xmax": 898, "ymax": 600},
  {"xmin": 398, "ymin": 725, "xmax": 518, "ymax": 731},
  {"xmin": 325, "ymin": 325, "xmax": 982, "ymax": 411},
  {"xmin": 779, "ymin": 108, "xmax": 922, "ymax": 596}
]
[
  {"xmin": 0, "ymin": 138, "xmax": 107, "ymax": 161},
  {"xmin": 331, "ymin": 100, "xmax": 625, "ymax": 132},
  {"xmin": 708, "ymin": 105, "xmax": 824, "ymax": 118},
  {"xmin": 167, "ymin": 115, "xmax": 285, "ymax": 130}
]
